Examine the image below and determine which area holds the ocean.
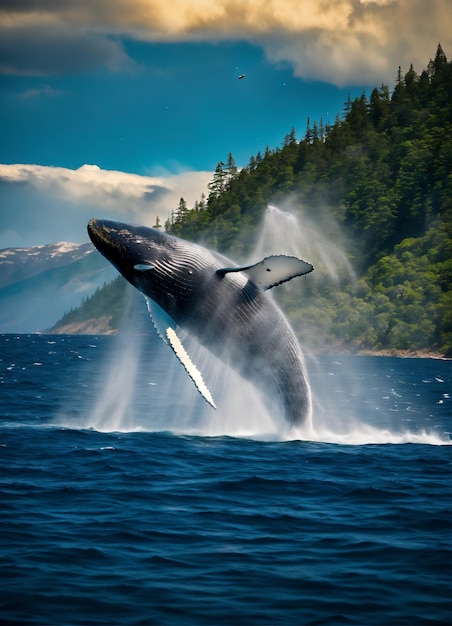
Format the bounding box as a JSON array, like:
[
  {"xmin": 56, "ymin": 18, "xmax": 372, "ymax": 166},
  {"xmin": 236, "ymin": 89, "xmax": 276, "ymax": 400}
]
[{"xmin": 0, "ymin": 332, "xmax": 451, "ymax": 625}]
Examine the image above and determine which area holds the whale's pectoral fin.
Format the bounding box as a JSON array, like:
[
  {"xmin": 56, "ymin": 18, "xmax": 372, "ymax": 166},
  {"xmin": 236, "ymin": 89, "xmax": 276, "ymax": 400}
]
[
  {"xmin": 144, "ymin": 295, "xmax": 175, "ymax": 344},
  {"xmin": 165, "ymin": 328, "xmax": 217, "ymax": 409},
  {"xmin": 217, "ymin": 255, "xmax": 313, "ymax": 290},
  {"xmin": 144, "ymin": 296, "xmax": 216, "ymax": 410}
]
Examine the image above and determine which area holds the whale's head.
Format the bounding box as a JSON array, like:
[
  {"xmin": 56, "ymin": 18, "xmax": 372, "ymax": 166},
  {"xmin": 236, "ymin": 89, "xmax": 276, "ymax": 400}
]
[
  {"xmin": 88, "ymin": 219, "xmax": 167, "ymax": 276},
  {"xmin": 87, "ymin": 218, "xmax": 210, "ymax": 313}
]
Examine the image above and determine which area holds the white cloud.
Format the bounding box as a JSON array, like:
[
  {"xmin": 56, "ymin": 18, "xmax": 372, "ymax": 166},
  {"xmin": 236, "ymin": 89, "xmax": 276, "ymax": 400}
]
[
  {"xmin": 0, "ymin": 0, "xmax": 450, "ymax": 85},
  {"xmin": 0, "ymin": 163, "xmax": 212, "ymax": 248}
]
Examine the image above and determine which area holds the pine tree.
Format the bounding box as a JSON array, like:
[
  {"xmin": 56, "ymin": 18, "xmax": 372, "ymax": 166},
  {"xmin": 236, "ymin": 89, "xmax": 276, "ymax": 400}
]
[
  {"xmin": 318, "ymin": 117, "xmax": 325, "ymax": 142},
  {"xmin": 344, "ymin": 94, "xmax": 352, "ymax": 115},
  {"xmin": 174, "ymin": 198, "xmax": 188, "ymax": 223},
  {"xmin": 305, "ymin": 117, "xmax": 312, "ymax": 143},
  {"xmin": 312, "ymin": 121, "xmax": 319, "ymax": 142},
  {"xmin": 225, "ymin": 153, "xmax": 238, "ymax": 182},
  {"xmin": 198, "ymin": 192, "xmax": 206, "ymax": 210},
  {"xmin": 369, "ymin": 85, "xmax": 390, "ymax": 128},
  {"xmin": 282, "ymin": 127, "xmax": 297, "ymax": 147},
  {"xmin": 433, "ymin": 43, "xmax": 447, "ymax": 74},
  {"xmin": 208, "ymin": 162, "xmax": 227, "ymax": 199}
]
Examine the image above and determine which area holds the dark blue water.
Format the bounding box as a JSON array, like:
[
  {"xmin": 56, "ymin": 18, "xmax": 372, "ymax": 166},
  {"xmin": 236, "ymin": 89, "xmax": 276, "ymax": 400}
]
[{"xmin": 1, "ymin": 333, "xmax": 451, "ymax": 625}]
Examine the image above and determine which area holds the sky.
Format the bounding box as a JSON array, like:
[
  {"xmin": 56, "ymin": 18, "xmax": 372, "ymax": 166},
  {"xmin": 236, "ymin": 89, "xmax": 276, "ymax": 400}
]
[{"xmin": 0, "ymin": 0, "xmax": 450, "ymax": 248}]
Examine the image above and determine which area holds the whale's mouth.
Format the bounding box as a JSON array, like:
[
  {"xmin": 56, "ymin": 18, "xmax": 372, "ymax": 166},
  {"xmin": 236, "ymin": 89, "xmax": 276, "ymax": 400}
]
[
  {"xmin": 87, "ymin": 217, "xmax": 100, "ymax": 241},
  {"xmin": 87, "ymin": 218, "xmax": 113, "ymax": 253},
  {"xmin": 88, "ymin": 218, "xmax": 168, "ymax": 253},
  {"xmin": 87, "ymin": 218, "xmax": 135, "ymax": 279},
  {"xmin": 88, "ymin": 218, "xmax": 138, "ymax": 256}
]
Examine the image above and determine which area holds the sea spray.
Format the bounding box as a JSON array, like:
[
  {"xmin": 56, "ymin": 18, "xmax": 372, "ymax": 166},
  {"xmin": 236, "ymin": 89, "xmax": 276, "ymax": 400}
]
[
  {"xmin": 74, "ymin": 205, "xmax": 449, "ymax": 445},
  {"xmin": 86, "ymin": 288, "xmax": 144, "ymax": 432},
  {"xmin": 251, "ymin": 204, "xmax": 450, "ymax": 445},
  {"xmin": 111, "ymin": 324, "xmax": 283, "ymax": 438},
  {"xmin": 254, "ymin": 203, "xmax": 355, "ymax": 283}
]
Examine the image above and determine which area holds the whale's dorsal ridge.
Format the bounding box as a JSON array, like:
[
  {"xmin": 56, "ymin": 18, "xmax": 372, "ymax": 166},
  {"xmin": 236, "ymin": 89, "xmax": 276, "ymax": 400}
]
[{"xmin": 217, "ymin": 255, "xmax": 313, "ymax": 290}]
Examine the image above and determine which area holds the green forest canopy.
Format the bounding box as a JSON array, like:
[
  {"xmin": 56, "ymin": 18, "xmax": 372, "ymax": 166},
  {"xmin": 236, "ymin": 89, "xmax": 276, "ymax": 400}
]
[{"xmin": 57, "ymin": 45, "xmax": 451, "ymax": 356}]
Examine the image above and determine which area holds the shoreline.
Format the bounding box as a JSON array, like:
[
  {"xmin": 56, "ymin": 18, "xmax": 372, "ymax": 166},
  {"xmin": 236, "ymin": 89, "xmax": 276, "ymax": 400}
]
[
  {"xmin": 24, "ymin": 319, "xmax": 451, "ymax": 360},
  {"xmin": 356, "ymin": 348, "xmax": 449, "ymax": 360}
]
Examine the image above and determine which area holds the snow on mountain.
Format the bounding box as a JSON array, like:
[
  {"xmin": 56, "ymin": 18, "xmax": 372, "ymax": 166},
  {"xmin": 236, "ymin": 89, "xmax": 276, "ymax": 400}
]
[
  {"xmin": 0, "ymin": 242, "xmax": 95, "ymax": 289},
  {"xmin": 0, "ymin": 242, "xmax": 117, "ymax": 333}
]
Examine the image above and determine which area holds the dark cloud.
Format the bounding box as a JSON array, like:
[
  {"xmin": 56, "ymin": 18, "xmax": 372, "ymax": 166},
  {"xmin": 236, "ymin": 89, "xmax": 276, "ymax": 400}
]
[
  {"xmin": 0, "ymin": 1, "xmax": 449, "ymax": 85},
  {"xmin": 142, "ymin": 185, "xmax": 171, "ymax": 203},
  {"xmin": 0, "ymin": 25, "xmax": 135, "ymax": 76}
]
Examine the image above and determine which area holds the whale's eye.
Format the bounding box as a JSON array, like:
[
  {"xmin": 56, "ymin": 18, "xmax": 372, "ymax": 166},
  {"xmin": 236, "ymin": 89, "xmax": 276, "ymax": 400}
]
[{"xmin": 188, "ymin": 269, "xmax": 193, "ymax": 275}]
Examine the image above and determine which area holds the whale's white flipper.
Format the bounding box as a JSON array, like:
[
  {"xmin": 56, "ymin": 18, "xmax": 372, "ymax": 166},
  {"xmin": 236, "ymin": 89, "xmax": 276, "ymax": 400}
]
[
  {"xmin": 144, "ymin": 296, "xmax": 216, "ymax": 409},
  {"xmin": 144, "ymin": 295, "xmax": 175, "ymax": 342},
  {"xmin": 217, "ymin": 255, "xmax": 313, "ymax": 290},
  {"xmin": 166, "ymin": 327, "xmax": 217, "ymax": 409}
]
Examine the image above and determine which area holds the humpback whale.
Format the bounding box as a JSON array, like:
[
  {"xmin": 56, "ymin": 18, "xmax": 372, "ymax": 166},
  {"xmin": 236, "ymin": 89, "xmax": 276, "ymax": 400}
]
[{"xmin": 87, "ymin": 219, "xmax": 313, "ymax": 425}]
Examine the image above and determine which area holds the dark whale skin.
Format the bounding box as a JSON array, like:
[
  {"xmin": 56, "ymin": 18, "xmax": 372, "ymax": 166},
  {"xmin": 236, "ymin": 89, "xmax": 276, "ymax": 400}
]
[{"xmin": 88, "ymin": 218, "xmax": 311, "ymax": 425}]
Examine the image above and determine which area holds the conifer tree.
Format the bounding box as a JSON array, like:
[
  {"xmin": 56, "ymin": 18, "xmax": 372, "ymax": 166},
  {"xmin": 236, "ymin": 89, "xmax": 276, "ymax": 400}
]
[
  {"xmin": 225, "ymin": 153, "xmax": 238, "ymax": 182},
  {"xmin": 283, "ymin": 127, "xmax": 297, "ymax": 147},
  {"xmin": 305, "ymin": 117, "xmax": 312, "ymax": 143},
  {"xmin": 198, "ymin": 192, "xmax": 206, "ymax": 210},
  {"xmin": 208, "ymin": 162, "xmax": 227, "ymax": 199},
  {"xmin": 318, "ymin": 117, "xmax": 325, "ymax": 142},
  {"xmin": 174, "ymin": 197, "xmax": 188, "ymax": 223}
]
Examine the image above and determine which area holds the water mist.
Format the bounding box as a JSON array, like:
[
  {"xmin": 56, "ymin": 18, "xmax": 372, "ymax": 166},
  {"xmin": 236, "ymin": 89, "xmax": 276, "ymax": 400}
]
[
  {"xmin": 251, "ymin": 202, "xmax": 449, "ymax": 445},
  {"xmin": 70, "ymin": 204, "xmax": 448, "ymax": 445},
  {"xmin": 81, "ymin": 288, "xmax": 145, "ymax": 432}
]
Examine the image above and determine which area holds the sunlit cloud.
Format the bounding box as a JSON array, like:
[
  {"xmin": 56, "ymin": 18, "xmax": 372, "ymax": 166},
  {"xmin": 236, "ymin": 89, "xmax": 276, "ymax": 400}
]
[
  {"xmin": 0, "ymin": 0, "xmax": 449, "ymax": 85},
  {"xmin": 0, "ymin": 163, "xmax": 211, "ymax": 247}
]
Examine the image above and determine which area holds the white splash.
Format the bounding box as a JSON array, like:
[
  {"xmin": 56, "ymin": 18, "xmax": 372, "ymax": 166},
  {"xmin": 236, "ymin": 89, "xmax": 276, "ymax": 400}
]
[
  {"xmin": 253, "ymin": 203, "xmax": 355, "ymax": 283},
  {"xmin": 87, "ymin": 329, "xmax": 141, "ymax": 432},
  {"xmin": 71, "ymin": 288, "xmax": 145, "ymax": 432},
  {"xmin": 247, "ymin": 204, "xmax": 450, "ymax": 446}
]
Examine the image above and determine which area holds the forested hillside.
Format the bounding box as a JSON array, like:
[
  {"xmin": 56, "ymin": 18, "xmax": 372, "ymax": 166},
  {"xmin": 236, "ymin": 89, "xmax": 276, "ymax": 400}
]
[{"xmin": 54, "ymin": 45, "xmax": 451, "ymax": 356}]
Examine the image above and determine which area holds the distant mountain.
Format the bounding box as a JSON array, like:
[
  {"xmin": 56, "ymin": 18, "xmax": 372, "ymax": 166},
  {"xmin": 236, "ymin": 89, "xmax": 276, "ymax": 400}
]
[{"xmin": 0, "ymin": 242, "xmax": 116, "ymax": 333}]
